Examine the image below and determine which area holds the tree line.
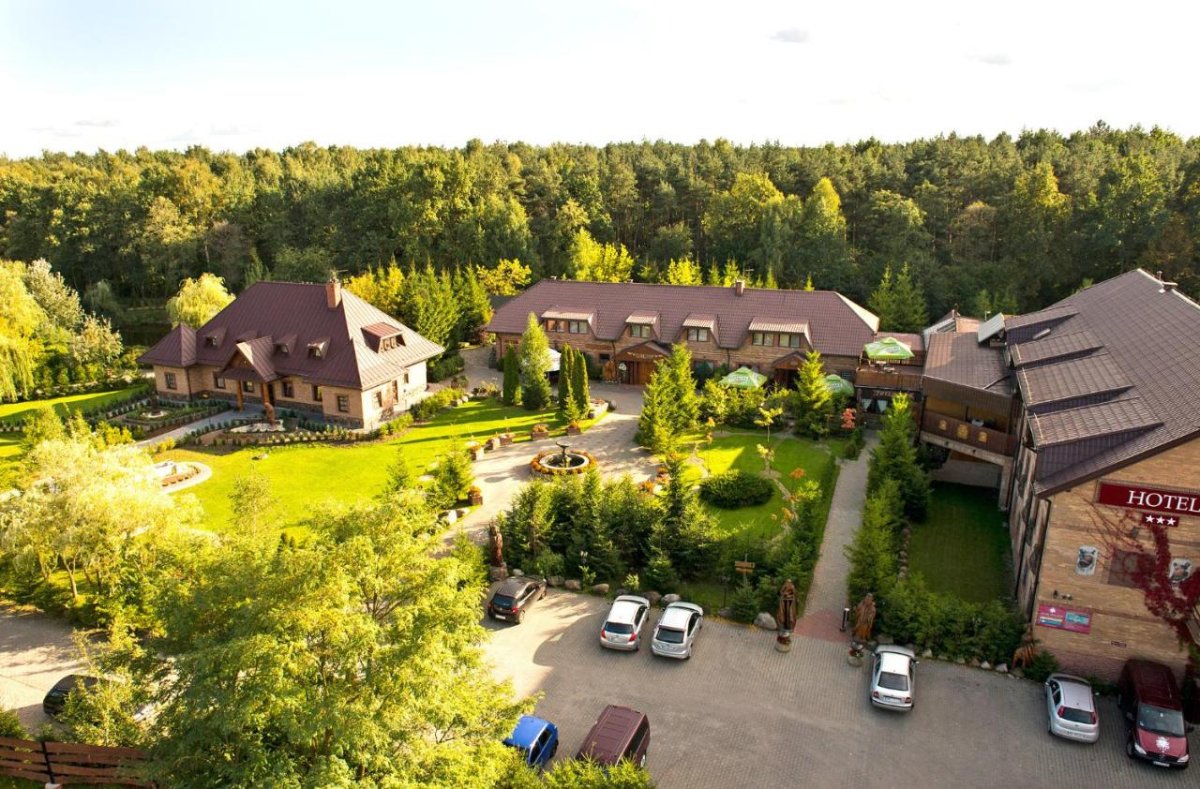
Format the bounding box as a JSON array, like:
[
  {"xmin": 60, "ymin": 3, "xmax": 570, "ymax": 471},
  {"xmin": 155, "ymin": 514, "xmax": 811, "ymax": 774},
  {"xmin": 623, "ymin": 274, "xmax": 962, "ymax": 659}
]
[{"xmin": 1, "ymin": 123, "xmax": 1197, "ymax": 323}]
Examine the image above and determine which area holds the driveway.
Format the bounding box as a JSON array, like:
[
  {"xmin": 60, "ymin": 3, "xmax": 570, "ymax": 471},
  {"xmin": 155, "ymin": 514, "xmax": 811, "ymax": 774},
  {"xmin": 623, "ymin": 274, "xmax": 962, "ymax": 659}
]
[
  {"xmin": 484, "ymin": 592, "xmax": 1189, "ymax": 789},
  {"xmin": 0, "ymin": 604, "xmax": 84, "ymax": 731}
]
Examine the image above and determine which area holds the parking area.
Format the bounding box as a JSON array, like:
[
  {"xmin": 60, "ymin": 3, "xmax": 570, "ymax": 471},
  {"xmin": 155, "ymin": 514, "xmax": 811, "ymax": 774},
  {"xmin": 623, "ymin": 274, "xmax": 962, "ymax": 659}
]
[
  {"xmin": 484, "ymin": 591, "xmax": 1191, "ymax": 788},
  {"xmin": 0, "ymin": 604, "xmax": 84, "ymax": 731}
]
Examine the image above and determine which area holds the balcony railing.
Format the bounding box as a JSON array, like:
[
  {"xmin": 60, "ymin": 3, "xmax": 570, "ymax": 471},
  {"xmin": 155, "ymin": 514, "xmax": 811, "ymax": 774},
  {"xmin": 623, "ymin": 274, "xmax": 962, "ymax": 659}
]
[
  {"xmin": 855, "ymin": 366, "xmax": 924, "ymax": 392},
  {"xmin": 921, "ymin": 411, "xmax": 1017, "ymax": 457}
]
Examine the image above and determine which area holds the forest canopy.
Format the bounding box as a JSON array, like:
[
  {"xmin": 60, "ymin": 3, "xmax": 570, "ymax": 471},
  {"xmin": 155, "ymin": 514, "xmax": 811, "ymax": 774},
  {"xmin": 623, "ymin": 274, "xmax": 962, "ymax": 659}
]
[{"xmin": 1, "ymin": 124, "xmax": 1197, "ymax": 320}]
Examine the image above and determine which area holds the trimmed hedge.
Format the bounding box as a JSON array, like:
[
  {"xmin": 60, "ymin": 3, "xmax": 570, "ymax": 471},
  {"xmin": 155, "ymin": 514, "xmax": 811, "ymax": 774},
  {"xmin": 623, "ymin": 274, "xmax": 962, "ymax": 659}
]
[{"xmin": 698, "ymin": 470, "xmax": 774, "ymax": 509}]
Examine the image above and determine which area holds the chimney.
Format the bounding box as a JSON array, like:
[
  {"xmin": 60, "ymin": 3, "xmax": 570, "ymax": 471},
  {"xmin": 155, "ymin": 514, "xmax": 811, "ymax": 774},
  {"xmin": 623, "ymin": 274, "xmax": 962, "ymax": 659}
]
[
  {"xmin": 326, "ymin": 275, "xmax": 342, "ymax": 309},
  {"xmin": 734, "ymin": 279, "xmax": 745, "ymax": 297}
]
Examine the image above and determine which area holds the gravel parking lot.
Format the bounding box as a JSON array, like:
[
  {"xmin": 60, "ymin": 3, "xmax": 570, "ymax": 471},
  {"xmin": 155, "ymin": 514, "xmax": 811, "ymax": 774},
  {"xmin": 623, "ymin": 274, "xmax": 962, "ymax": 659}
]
[
  {"xmin": 484, "ymin": 591, "xmax": 1191, "ymax": 789},
  {"xmin": 0, "ymin": 604, "xmax": 84, "ymax": 731}
]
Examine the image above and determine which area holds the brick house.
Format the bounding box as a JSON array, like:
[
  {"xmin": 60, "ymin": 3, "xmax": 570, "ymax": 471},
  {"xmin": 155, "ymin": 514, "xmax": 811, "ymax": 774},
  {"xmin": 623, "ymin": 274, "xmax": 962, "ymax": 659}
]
[
  {"xmin": 486, "ymin": 279, "xmax": 880, "ymax": 385},
  {"xmin": 138, "ymin": 279, "xmax": 443, "ymax": 429}
]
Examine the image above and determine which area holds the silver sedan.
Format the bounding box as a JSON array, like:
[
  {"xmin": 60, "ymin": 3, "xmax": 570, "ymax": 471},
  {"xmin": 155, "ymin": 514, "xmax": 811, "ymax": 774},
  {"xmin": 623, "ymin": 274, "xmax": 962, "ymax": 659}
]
[
  {"xmin": 1044, "ymin": 673, "xmax": 1100, "ymax": 743},
  {"xmin": 651, "ymin": 602, "xmax": 703, "ymax": 659},
  {"xmin": 870, "ymin": 645, "xmax": 917, "ymax": 712}
]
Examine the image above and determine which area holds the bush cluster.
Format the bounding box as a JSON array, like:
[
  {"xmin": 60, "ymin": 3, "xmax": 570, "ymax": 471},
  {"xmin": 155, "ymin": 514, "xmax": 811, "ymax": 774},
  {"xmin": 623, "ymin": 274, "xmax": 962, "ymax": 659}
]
[
  {"xmin": 698, "ymin": 381, "xmax": 787, "ymax": 430},
  {"xmin": 877, "ymin": 577, "xmax": 1026, "ymax": 664},
  {"xmin": 427, "ymin": 353, "xmax": 465, "ymax": 382},
  {"xmin": 410, "ymin": 387, "xmax": 466, "ymax": 421},
  {"xmin": 698, "ymin": 470, "xmax": 773, "ymax": 509}
]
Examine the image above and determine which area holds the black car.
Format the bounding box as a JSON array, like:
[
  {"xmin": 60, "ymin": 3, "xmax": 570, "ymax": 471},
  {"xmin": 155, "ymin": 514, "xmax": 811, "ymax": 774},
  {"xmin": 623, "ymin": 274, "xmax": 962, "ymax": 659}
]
[
  {"xmin": 487, "ymin": 577, "xmax": 547, "ymax": 624},
  {"xmin": 42, "ymin": 674, "xmax": 101, "ymax": 717}
]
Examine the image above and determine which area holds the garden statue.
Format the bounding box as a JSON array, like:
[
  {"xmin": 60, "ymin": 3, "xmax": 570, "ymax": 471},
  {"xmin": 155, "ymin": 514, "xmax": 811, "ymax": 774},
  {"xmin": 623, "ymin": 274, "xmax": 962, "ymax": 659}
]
[
  {"xmin": 488, "ymin": 522, "xmax": 506, "ymax": 570},
  {"xmin": 852, "ymin": 592, "xmax": 876, "ymax": 643},
  {"xmin": 1011, "ymin": 626, "xmax": 1039, "ymax": 669},
  {"xmin": 775, "ymin": 578, "xmax": 798, "ymax": 652},
  {"xmin": 264, "ymin": 400, "xmax": 277, "ymax": 426}
]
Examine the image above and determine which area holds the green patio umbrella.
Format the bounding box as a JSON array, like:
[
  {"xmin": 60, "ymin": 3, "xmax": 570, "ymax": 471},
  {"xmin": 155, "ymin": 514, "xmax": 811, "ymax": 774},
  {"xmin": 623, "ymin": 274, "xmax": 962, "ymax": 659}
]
[
  {"xmin": 863, "ymin": 336, "xmax": 915, "ymax": 362},
  {"xmin": 823, "ymin": 374, "xmax": 855, "ymax": 397},
  {"xmin": 719, "ymin": 366, "xmax": 767, "ymax": 389}
]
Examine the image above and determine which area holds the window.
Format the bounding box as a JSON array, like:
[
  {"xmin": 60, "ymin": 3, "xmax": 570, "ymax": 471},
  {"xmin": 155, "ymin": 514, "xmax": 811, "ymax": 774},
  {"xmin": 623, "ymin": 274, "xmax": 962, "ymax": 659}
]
[
  {"xmin": 1107, "ymin": 549, "xmax": 1151, "ymax": 589},
  {"xmin": 164, "ymin": 372, "xmax": 177, "ymax": 390},
  {"xmin": 308, "ymin": 347, "xmax": 323, "ymax": 359},
  {"xmin": 275, "ymin": 343, "xmax": 289, "ymax": 355},
  {"xmin": 780, "ymin": 333, "xmax": 803, "ymax": 348},
  {"xmin": 599, "ymin": 353, "xmax": 610, "ymax": 364},
  {"xmin": 752, "ymin": 331, "xmax": 775, "ymax": 347},
  {"xmin": 686, "ymin": 327, "xmax": 709, "ymax": 342},
  {"xmin": 403, "ymin": 370, "xmax": 410, "ymax": 385},
  {"xmin": 312, "ymin": 385, "xmax": 323, "ymax": 402},
  {"xmin": 568, "ymin": 320, "xmax": 587, "ymax": 334},
  {"xmin": 212, "ymin": 373, "xmax": 225, "ymax": 389},
  {"xmin": 629, "ymin": 323, "xmax": 652, "ymax": 338},
  {"xmin": 282, "ymin": 381, "xmax": 295, "ymax": 399},
  {"xmin": 544, "ymin": 319, "xmax": 559, "ymax": 332},
  {"xmin": 375, "ymin": 391, "xmax": 383, "ymax": 408},
  {"xmin": 242, "ymin": 380, "xmax": 255, "ymax": 394},
  {"xmin": 337, "ymin": 395, "xmax": 350, "ymax": 413},
  {"xmin": 205, "ymin": 336, "xmax": 219, "ymax": 347}
]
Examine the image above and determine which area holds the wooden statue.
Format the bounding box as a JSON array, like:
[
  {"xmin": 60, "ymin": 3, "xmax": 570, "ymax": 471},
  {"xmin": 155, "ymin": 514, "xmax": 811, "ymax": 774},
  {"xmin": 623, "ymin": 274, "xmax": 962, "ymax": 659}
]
[
  {"xmin": 264, "ymin": 400, "xmax": 277, "ymax": 426},
  {"xmin": 1011, "ymin": 627, "xmax": 1039, "ymax": 669},
  {"xmin": 488, "ymin": 522, "xmax": 505, "ymax": 568},
  {"xmin": 776, "ymin": 579, "xmax": 798, "ymax": 633},
  {"xmin": 852, "ymin": 592, "xmax": 876, "ymax": 642}
]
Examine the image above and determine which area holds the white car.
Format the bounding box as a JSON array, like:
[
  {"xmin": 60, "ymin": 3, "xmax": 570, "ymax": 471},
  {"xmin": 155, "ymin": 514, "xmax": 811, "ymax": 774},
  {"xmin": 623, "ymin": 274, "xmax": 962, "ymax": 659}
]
[
  {"xmin": 600, "ymin": 595, "xmax": 650, "ymax": 651},
  {"xmin": 650, "ymin": 602, "xmax": 703, "ymax": 659},
  {"xmin": 1044, "ymin": 673, "xmax": 1100, "ymax": 743},
  {"xmin": 870, "ymin": 645, "xmax": 917, "ymax": 711}
]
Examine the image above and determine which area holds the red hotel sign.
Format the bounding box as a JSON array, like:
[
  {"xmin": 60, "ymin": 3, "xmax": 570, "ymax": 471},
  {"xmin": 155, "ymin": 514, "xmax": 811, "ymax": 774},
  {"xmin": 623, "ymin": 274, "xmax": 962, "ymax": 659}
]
[{"xmin": 1097, "ymin": 481, "xmax": 1199, "ymax": 520}]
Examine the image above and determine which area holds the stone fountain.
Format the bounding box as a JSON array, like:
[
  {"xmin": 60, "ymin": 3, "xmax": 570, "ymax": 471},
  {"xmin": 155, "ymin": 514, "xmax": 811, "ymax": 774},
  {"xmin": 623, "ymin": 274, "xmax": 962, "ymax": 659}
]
[{"xmin": 530, "ymin": 439, "xmax": 596, "ymax": 477}]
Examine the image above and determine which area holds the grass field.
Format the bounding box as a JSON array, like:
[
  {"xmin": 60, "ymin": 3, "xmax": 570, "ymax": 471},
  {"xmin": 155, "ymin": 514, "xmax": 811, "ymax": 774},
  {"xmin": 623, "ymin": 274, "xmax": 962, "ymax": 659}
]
[
  {"xmin": 908, "ymin": 482, "xmax": 1013, "ymax": 603},
  {"xmin": 162, "ymin": 398, "xmax": 596, "ymax": 533},
  {"xmin": 0, "ymin": 386, "xmax": 144, "ymax": 424},
  {"xmin": 691, "ymin": 429, "xmax": 845, "ymax": 546}
]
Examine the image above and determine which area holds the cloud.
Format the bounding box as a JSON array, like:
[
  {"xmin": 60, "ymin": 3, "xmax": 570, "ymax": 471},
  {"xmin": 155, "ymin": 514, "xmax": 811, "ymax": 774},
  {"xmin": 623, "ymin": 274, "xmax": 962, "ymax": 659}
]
[
  {"xmin": 972, "ymin": 52, "xmax": 1012, "ymax": 66},
  {"xmin": 771, "ymin": 28, "xmax": 809, "ymax": 45},
  {"xmin": 74, "ymin": 118, "xmax": 117, "ymax": 127}
]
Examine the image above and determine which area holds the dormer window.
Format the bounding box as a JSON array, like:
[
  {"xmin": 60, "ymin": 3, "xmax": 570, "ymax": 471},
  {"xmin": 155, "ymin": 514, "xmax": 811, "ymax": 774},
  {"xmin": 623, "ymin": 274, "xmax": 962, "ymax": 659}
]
[
  {"xmin": 205, "ymin": 336, "xmax": 219, "ymax": 347},
  {"xmin": 308, "ymin": 346, "xmax": 323, "ymax": 359},
  {"xmin": 276, "ymin": 343, "xmax": 290, "ymax": 355},
  {"xmin": 629, "ymin": 324, "xmax": 652, "ymax": 339}
]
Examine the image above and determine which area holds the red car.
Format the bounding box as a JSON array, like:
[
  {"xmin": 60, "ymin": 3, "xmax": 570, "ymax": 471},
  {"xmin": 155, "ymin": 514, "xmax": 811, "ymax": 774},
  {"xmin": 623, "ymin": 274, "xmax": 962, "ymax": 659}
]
[{"xmin": 1118, "ymin": 659, "xmax": 1193, "ymax": 769}]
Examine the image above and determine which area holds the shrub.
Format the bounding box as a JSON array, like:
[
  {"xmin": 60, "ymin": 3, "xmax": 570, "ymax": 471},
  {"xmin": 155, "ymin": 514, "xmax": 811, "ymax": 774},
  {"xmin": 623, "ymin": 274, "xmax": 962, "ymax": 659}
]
[
  {"xmin": 698, "ymin": 470, "xmax": 773, "ymax": 508},
  {"xmin": 729, "ymin": 579, "xmax": 760, "ymax": 623},
  {"xmin": 531, "ymin": 551, "xmax": 565, "ymax": 580},
  {"xmin": 0, "ymin": 707, "xmax": 26, "ymax": 738},
  {"xmin": 623, "ymin": 573, "xmax": 640, "ymax": 593},
  {"xmin": 1024, "ymin": 650, "xmax": 1060, "ymax": 683},
  {"xmin": 427, "ymin": 353, "xmax": 466, "ymax": 382},
  {"xmin": 641, "ymin": 550, "xmax": 677, "ymax": 593},
  {"xmin": 877, "ymin": 577, "xmax": 1025, "ymax": 664}
]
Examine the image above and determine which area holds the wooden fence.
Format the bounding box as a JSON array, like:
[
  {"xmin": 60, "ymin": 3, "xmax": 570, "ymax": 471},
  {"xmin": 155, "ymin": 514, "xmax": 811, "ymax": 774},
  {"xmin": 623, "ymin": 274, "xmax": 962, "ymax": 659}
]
[{"xmin": 0, "ymin": 736, "xmax": 151, "ymax": 786}]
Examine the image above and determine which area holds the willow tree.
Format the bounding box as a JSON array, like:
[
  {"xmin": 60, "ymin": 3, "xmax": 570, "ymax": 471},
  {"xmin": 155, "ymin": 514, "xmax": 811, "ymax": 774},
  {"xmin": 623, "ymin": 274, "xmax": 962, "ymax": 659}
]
[{"xmin": 166, "ymin": 273, "xmax": 234, "ymax": 328}]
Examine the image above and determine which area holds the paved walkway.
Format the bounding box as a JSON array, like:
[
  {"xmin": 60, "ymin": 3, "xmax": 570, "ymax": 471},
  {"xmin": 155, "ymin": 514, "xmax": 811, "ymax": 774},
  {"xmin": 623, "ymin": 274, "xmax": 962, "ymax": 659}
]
[
  {"xmin": 795, "ymin": 435, "xmax": 877, "ymax": 642},
  {"xmin": 134, "ymin": 407, "xmax": 256, "ymax": 448}
]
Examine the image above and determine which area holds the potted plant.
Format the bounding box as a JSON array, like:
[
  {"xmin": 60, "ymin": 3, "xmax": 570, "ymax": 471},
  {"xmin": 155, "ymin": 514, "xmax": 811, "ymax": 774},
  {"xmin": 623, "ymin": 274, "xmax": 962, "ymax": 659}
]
[
  {"xmin": 486, "ymin": 435, "xmax": 501, "ymax": 451},
  {"xmin": 531, "ymin": 423, "xmax": 550, "ymax": 440},
  {"xmin": 468, "ymin": 486, "xmax": 483, "ymax": 506},
  {"xmin": 566, "ymin": 420, "xmax": 583, "ymax": 436}
]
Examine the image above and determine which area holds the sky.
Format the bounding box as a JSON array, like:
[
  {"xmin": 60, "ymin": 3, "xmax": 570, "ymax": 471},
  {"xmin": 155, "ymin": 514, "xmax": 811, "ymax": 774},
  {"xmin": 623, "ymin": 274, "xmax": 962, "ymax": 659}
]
[{"xmin": 2, "ymin": 0, "xmax": 1198, "ymax": 157}]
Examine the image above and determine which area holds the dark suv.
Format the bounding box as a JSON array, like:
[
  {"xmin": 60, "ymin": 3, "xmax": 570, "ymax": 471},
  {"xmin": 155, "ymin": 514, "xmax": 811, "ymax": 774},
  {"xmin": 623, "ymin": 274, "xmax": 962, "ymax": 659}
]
[
  {"xmin": 1118, "ymin": 659, "xmax": 1192, "ymax": 769},
  {"xmin": 575, "ymin": 705, "xmax": 650, "ymax": 768},
  {"xmin": 487, "ymin": 576, "xmax": 547, "ymax": 624}
]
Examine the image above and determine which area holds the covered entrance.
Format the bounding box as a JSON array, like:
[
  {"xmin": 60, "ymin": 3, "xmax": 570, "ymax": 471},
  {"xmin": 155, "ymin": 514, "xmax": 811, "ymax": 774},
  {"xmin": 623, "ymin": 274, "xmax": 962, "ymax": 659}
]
[
  {"xmin": 222, "ymin": 336, "xmax": 280, "ymax": 411},
  {"xmin": 615, "ymin": 341, "xmax": 671, "ymax": 385},
  {"xmin": 771, "ymin": 351, "xmax": 808, "ymax": 387}
]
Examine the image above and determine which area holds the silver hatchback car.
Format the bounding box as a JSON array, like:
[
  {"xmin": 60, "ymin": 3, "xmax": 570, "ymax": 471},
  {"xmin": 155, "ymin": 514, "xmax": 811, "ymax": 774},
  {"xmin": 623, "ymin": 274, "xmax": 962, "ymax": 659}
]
[
  {"xmin": 600, "ymin": 595, "xmax": 651, "ymax": 651},
  {"xmin": 650, "ymin": 602, "xmax": 703, "ymax": 659},
  {"xmin": 870, "ymin": 645, "xmax": 917, "ymax": 711},
  {"xmin": 1044, "ymin": 673, "xmax": 1100, "ymax": 743}
]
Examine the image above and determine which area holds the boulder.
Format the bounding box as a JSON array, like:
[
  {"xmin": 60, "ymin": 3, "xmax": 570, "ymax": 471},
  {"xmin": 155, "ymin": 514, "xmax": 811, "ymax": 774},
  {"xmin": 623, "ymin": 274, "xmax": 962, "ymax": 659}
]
[
  {"xmin": 995, "ymin": 663, "xmax": 1009, "ymax": 674},
  {"xmin": 876, "ymin": 634, "xmax": 894, "ymax": 645},
  {"xmin": 717, "ymin": 607, "xmax": 732, "ymax": 619},
  {"xmin": 954, "ymin": 657, "xmax": 966, "ymax": 665},
  {"xmin": 510, "ymin": 568, "xmax": 524, "ymax": 578},
  {"xmin": 937, "ymin": 654, "xmax": 950, "ymax": 662},
  {"xmin": 592, "ymin": 583, "xmax": 611, "ymax": 595},
  {"xmin": 564, "ymin": 579, "xmax": 582, "ymax": 591},
  {"xmin": 755, "ymin": 612, "xmax": 778, "ymax": 631},
  {"xmin": 968, "ymin": 658, "xmax": 982, "ymax": 668},
  {"xmin": 921, "ymin": 648, "xmax": 934, "ymax": 659},
  {"xmin": 980, "ymin": 661, "xmax": 992, "ymax": 671},
  {"xmin": 547, "ymin": 575, "xmax": 564, "ymax": 588},
  {"xmin": 443, "ymin": 509, "xmax": 458, "ymax": 524},
  {"xmin": 646, "ymin": 591, "xmax": 662, "ymax": 607},
  {"xmin": 661, "ymin": 593, "xmax": 682, "ymax": 605}
]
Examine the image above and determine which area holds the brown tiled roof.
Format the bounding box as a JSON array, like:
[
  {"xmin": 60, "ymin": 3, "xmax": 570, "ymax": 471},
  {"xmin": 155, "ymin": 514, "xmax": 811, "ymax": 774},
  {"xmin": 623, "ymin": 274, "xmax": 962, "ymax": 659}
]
[
  {"xmin": 1015, "ymin": 353, "xmax": 1131, "ymax": 409},
  {"xmin": 1005, "ymin": 270, "xmax": 1200, "ymax": 493},
  {"xmin": 138, "ymin": 282, "xmax": 443, "ymax": 390},
  {"xmin": 871, "ymin": 331, "xmax": 925, "ymax": 353},
  {"xmin": 140, "ymin": 324, "xmax": 196, "ymax": 367},
  {"xmin": 487, "ymin": 280, "xmax": 879, "ymax": 357},
  {"xmin": 923, "ymin": 333, "xmax": 1012, "ymax": 395},
  {"xmin": 1004, "ymin": 305, "xmax": 1078, "ymax": 333},
  {"xmin": 1008, "ymin": 330, "xmax": 1101, "ymax": 367},
  {"xmin": 234, "ymin": 336, "xmax": 279, "ymax": 382}
]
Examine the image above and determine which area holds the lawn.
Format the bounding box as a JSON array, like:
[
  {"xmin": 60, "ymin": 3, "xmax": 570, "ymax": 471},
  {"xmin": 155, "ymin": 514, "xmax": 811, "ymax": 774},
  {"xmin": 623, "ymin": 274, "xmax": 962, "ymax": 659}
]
[
  {"xmin": 0, "ymin": 386, "xmax": 144, "ymax": 424},
  {"xmin": 161, "ymin": 398, "xmax": 597, "ymax": 533},
  {"xmin": 689, "ymin": 428, "xmax": 845, "ymax": 546},
  {"xmin": 908, "ymin": 482, "xmax": 1013, "ymax": 603}
]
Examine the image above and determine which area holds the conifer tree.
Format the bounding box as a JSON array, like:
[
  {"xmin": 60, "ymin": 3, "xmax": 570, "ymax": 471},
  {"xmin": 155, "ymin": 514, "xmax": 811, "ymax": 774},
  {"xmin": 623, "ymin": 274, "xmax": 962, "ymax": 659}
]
[
  {"xmin": 663, "ymin": 343, "xmax": 699, "ymax": 433},
  {"xmin": 571, "ymin": 347, "xmax": 590, "ymax": 416},
  {"xmin": 792, "ymin": 350, "xmax": 832, "ymax": 438},
  {"xmin": 501, "ymin": 345, "xmax": 521, "ymax": 406},
  {"xmin": 557, "ymin": 346, "xmax": 580, "ymax": 422},
  {"xmin": 518, "ymin": 313, "xmax": 552, "ymax": 410},
  {"xmin": 867, "ymin": 392, "xmax": 929, "ymax": 519}
]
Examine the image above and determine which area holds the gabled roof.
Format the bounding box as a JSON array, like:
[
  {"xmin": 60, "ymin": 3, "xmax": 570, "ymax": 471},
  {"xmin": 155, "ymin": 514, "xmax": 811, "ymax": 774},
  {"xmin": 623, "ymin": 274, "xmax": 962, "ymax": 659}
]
[
  {"xmin": 139, "ymin": 324, "xmax": 196, "ymax": 367},
  {"xmin": 138, "ymin": 282, "xmax": 443, "ymax": 390},
  {"xmin": 488, "ymin": 280, "xmax": 879, "ymax": 357},
  {"xmin": 233, "ymin": 336, "xmax": 279, "ymax": 382},
  {"xmin": 1005, "ymin": 270, "xmax": 1200, "ymax": 494},
  {"xmin": 923, "ymin": 332, "xmax": 1012, "ymax": 395}
]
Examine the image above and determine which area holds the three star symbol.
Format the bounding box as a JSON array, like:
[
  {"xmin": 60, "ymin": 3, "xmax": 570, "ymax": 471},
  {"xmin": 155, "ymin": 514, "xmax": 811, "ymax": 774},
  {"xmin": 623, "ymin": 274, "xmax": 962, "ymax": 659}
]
[{"xmin": 1142, "ymin": 513, "xmax": 1178, "ymax": 526}]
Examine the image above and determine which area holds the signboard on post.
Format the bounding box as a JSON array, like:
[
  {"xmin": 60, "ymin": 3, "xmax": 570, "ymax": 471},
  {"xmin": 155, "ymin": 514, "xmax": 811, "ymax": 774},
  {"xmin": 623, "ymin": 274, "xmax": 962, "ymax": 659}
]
[{"xmin": 734, "ymin": 560, "xmax": 755, "ymax": 575}]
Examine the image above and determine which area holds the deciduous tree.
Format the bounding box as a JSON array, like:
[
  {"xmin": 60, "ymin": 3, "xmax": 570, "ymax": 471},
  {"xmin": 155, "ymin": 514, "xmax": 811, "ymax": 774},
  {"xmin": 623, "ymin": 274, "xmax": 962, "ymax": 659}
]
[{"xmin": 166, "ymin": 273, "xmax": 234, "ymax": 328}]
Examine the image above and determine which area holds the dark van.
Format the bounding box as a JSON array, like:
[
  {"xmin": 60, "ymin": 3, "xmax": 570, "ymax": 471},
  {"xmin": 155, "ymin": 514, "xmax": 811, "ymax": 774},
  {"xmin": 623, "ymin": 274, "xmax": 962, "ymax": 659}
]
[
  {"xmin": 1118, "ymin": 659, "xmax": 1193, "ymax": 769},
  {"xmin": 575, "ymin": 705, "xmax": 650, "ymax": 767}
]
